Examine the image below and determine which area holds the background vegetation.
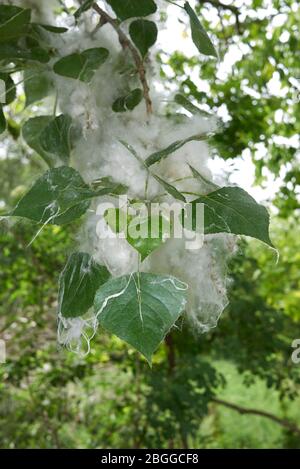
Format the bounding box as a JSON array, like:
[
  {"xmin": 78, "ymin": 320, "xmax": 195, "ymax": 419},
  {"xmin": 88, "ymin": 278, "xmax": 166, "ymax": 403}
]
[{"xmin": 0, "ymin": 0, "xmax": 299, "ymax": 448}]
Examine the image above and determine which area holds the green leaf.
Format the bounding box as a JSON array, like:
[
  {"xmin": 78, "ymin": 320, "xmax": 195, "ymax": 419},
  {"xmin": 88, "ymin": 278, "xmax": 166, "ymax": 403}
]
[
  {"xmin": 184, "ymin": 2, "xmax": 218, "ymax": 58},
  {"xmin": 188, "ymin": 164, "xmax": 219, "ymax": 190},
  {"xmin": 22, "ymin": 115, "xmax": 72, "ymax": 166},
  {"xmin": 118, "ymin": 139, "xmax": 187, "ymax": 202},
  {"xmin": 128, "ymin": 215, "xmax": 169, "ymax": 260},
  {"xmin": 24, "ymin": 69, "xmax": 53, "ymax": 106},
  {"xmin": 59, "ymin": 252, "xmax": 110, "ymax": 318},
  {"xmin": 152, "ymin": 174, "xmax": 186, "ymax": 202},
  {"xmin": 74, "ymin": 0, "xmax": 94, "ymax": 21},
  {"xmin": 125, "ymin": 89, "xmax": 143, "ymax": 110},
  {"xmin": 39, "ymin": 114, "xmax": 73, "ymax": 164},
  {"xmin": 53, "ymin": 48, "xmax": 109, "ymax": 82},
  {"xmin": 0, "ymin": 42, "xmax": 50, "ymax": 63},
  {"xmin": 94, "ymin": 273, "xmax": 187, "ymax": 363},
  {"xmin": 118, "ymin": 139, "xmax": 144, "ymax": 165},
  {"xmin": 118, "ymin": 139, "xmax": 186, "ymax": 202},
  {"xmin": 175, "ymin": 93, "xmax": 212, "ymax": 118},
  {"xmin": 8, "ymin": 166, "xmax": 123, "ymax": 225},
  {"xmin": 91, "ymin": 176, "xmax": 128, "ymax": 195},
  {"xmin": 191, "ymin": 186, "xmax": 273, "ymax": 246},
  {"xmin": 112, "ymin": 97, "xmax": 126, "ymax": 113},
  {"xmin": 112, "ymin": 89, "xmax": 143, "ymax": 112},
  {"xmin": 106, "ymin": 0, "xmax": 157, "ymax": 21},
  {"xmin": 93, "ymin": 186, "xmax": 129, "ymax": 197},
  {"xmin": 37, "ymin": 24, "xmax": 68, "ymax": 33},
  {"xmin": 0, "ymin": 73, "xmax": 16, "ymax": 105},
  {"xmin": 129, "ymin": 19, "xmax": 158, "ymax": 57},
  {"xmin": 145, "ymin": 133, "xmax": 210, "ymax": 167},
  {"xmin": 9, "ymin": 166, "xmax": 93, "ymax": 225},
  {"xmin": 0, "ymin": 5, "xmax": 31, "ymax": 43},
  {"xmin": 22, "ymin": 116, "xmax": 55, "ymax": 166},
  {"xmin": 0, "ymin": 106, "xmax": 6, "ymax": 134},
  {"xmin": 105, "ymin": 208, "xmax": 129, "ymax": 234},
  {"xmin": 105, "ymin": 208, "xmax": 169, "ymax": 260}
]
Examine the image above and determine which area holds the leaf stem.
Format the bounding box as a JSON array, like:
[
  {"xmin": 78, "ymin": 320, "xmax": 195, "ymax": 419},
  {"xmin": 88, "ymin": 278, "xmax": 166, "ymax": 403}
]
[
  {"xmin": 53, "ymin": 90, "xmax": 58, "ymax": 117},
  {"xmin": 163, "ymin": 0, "xmax": 184, "ymax": 8},
  {"xmin": 181, "ymin": 191, "xmax": 202, "ymax": 196},
  {"xmin": 92, "ymin": 2, "xmax": 153, "ymax": 115}
]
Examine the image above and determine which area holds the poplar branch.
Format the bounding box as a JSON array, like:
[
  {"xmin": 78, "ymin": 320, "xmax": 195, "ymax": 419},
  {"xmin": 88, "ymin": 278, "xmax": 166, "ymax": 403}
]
[
  {"xmin": 212, "ymin": 397, "xmax": 300, "ymax": 436},
  {"xmin": 92, "ymin": 2, "xmax": 153, "ymax": 115}
]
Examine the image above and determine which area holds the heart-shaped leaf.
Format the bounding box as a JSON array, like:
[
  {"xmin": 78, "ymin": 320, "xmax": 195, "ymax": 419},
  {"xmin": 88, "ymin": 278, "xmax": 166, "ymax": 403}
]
[
  {"xmin": 184, "ymin": 2, "xmax": 218, "ymax": 58},
  {"xmin": 127, "ymin": 215, "xmax": 169, "ymax": 260},
  {"xmin": 105, "ymin": 208, "xmax": 169, "ymax": 260},
  {"xmin": 9, "ymin": 166, "xmax": 94, "ymax": 225},
  {"xmin": 8, "ymin": 166, "xmax": 123, "ymax": 225},
  {"xmin": 23, "ymin": 116, "xmax": 54, "ymax": 166},
  {"xmin": 53, "ymin": 48, "xmax": 109, "ymax": 82},
  {"xmin": 59, "ymin": 252, "xmax": 110, "ymax": 318},
  {"xmin": 39, "ymin": 114, "xmax": 73, "ymax": 164},
  {"xmin": 94, "ymin": 273, "xmax": 187, "ymax": 363},
  {"xmin": 112, "ymin": 89, "xmax": 143, "ymax": 112},
  {"xmin": 191, "ymin": 186, "xmax": 273, "ymax": 246},
  {"xmin": 22, "ymin": 115, "xmax": 72, "ymax": 166},
  {"xmin": 129, "ymin": 19, "xmax": 158, "ymax": 57},
  {"xmin": 106, "ymin": 0, "xmax": 157, "ymax": 21},
  {"xmin": 24, "ymin": 68, "xmax": 53, "ymax": 106}
]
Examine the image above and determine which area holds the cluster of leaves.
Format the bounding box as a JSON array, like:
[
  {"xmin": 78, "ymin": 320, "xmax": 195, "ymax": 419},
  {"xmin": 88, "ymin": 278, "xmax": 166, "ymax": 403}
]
[
  {"xmin": 0, "ymin": 1, "xmax": 273, "ymax": 363},
  {"xmin": 0, "ymin": 222, "xmax": 220, "ymax": 447}
]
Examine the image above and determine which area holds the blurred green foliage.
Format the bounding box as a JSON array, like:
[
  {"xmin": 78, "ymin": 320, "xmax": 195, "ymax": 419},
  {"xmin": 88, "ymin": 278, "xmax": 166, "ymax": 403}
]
[
  {"xmin": 165, "ymin": 0, "xmax": 300, "ymax": 216},
  {"xmin": 0, "ymin": 218, "xmax": 299, "ymax": 448}
]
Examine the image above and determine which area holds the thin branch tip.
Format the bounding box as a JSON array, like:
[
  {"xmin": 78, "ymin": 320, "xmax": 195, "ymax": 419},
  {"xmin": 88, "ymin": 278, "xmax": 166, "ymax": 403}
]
[{"xmin": 92, "ymin": 2, "xmax": 153, "ymax": 115}]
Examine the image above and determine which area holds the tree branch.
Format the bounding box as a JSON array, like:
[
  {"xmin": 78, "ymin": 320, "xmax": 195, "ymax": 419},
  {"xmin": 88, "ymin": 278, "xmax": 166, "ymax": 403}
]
[
  {"xmin": 92, "ymin": 2, "xmax": 153, "ymax": 115},
  {"xmin": 212, "ymin": 397, "xmax": 300, "ymax": 436}
]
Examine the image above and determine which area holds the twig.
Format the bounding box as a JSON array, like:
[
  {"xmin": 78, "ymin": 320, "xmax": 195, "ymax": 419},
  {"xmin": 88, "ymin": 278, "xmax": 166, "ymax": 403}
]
[
  {"xmin": 92, "ymin": 2, "xmax": 153, "ymax": 115},
  {"xmin": 212, "ymin": 397, "xmax": 300, "ymax": 436}
]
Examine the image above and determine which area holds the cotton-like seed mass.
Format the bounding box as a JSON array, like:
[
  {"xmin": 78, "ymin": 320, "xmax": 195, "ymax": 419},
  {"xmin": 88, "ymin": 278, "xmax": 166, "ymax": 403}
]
[
  {"xmin": 10, "ymin": 0, "xmax": 236, "ymax": 350},
  {"xmin": 10, "ymin": 0, "xmax": 57, "ymax": 23}
]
